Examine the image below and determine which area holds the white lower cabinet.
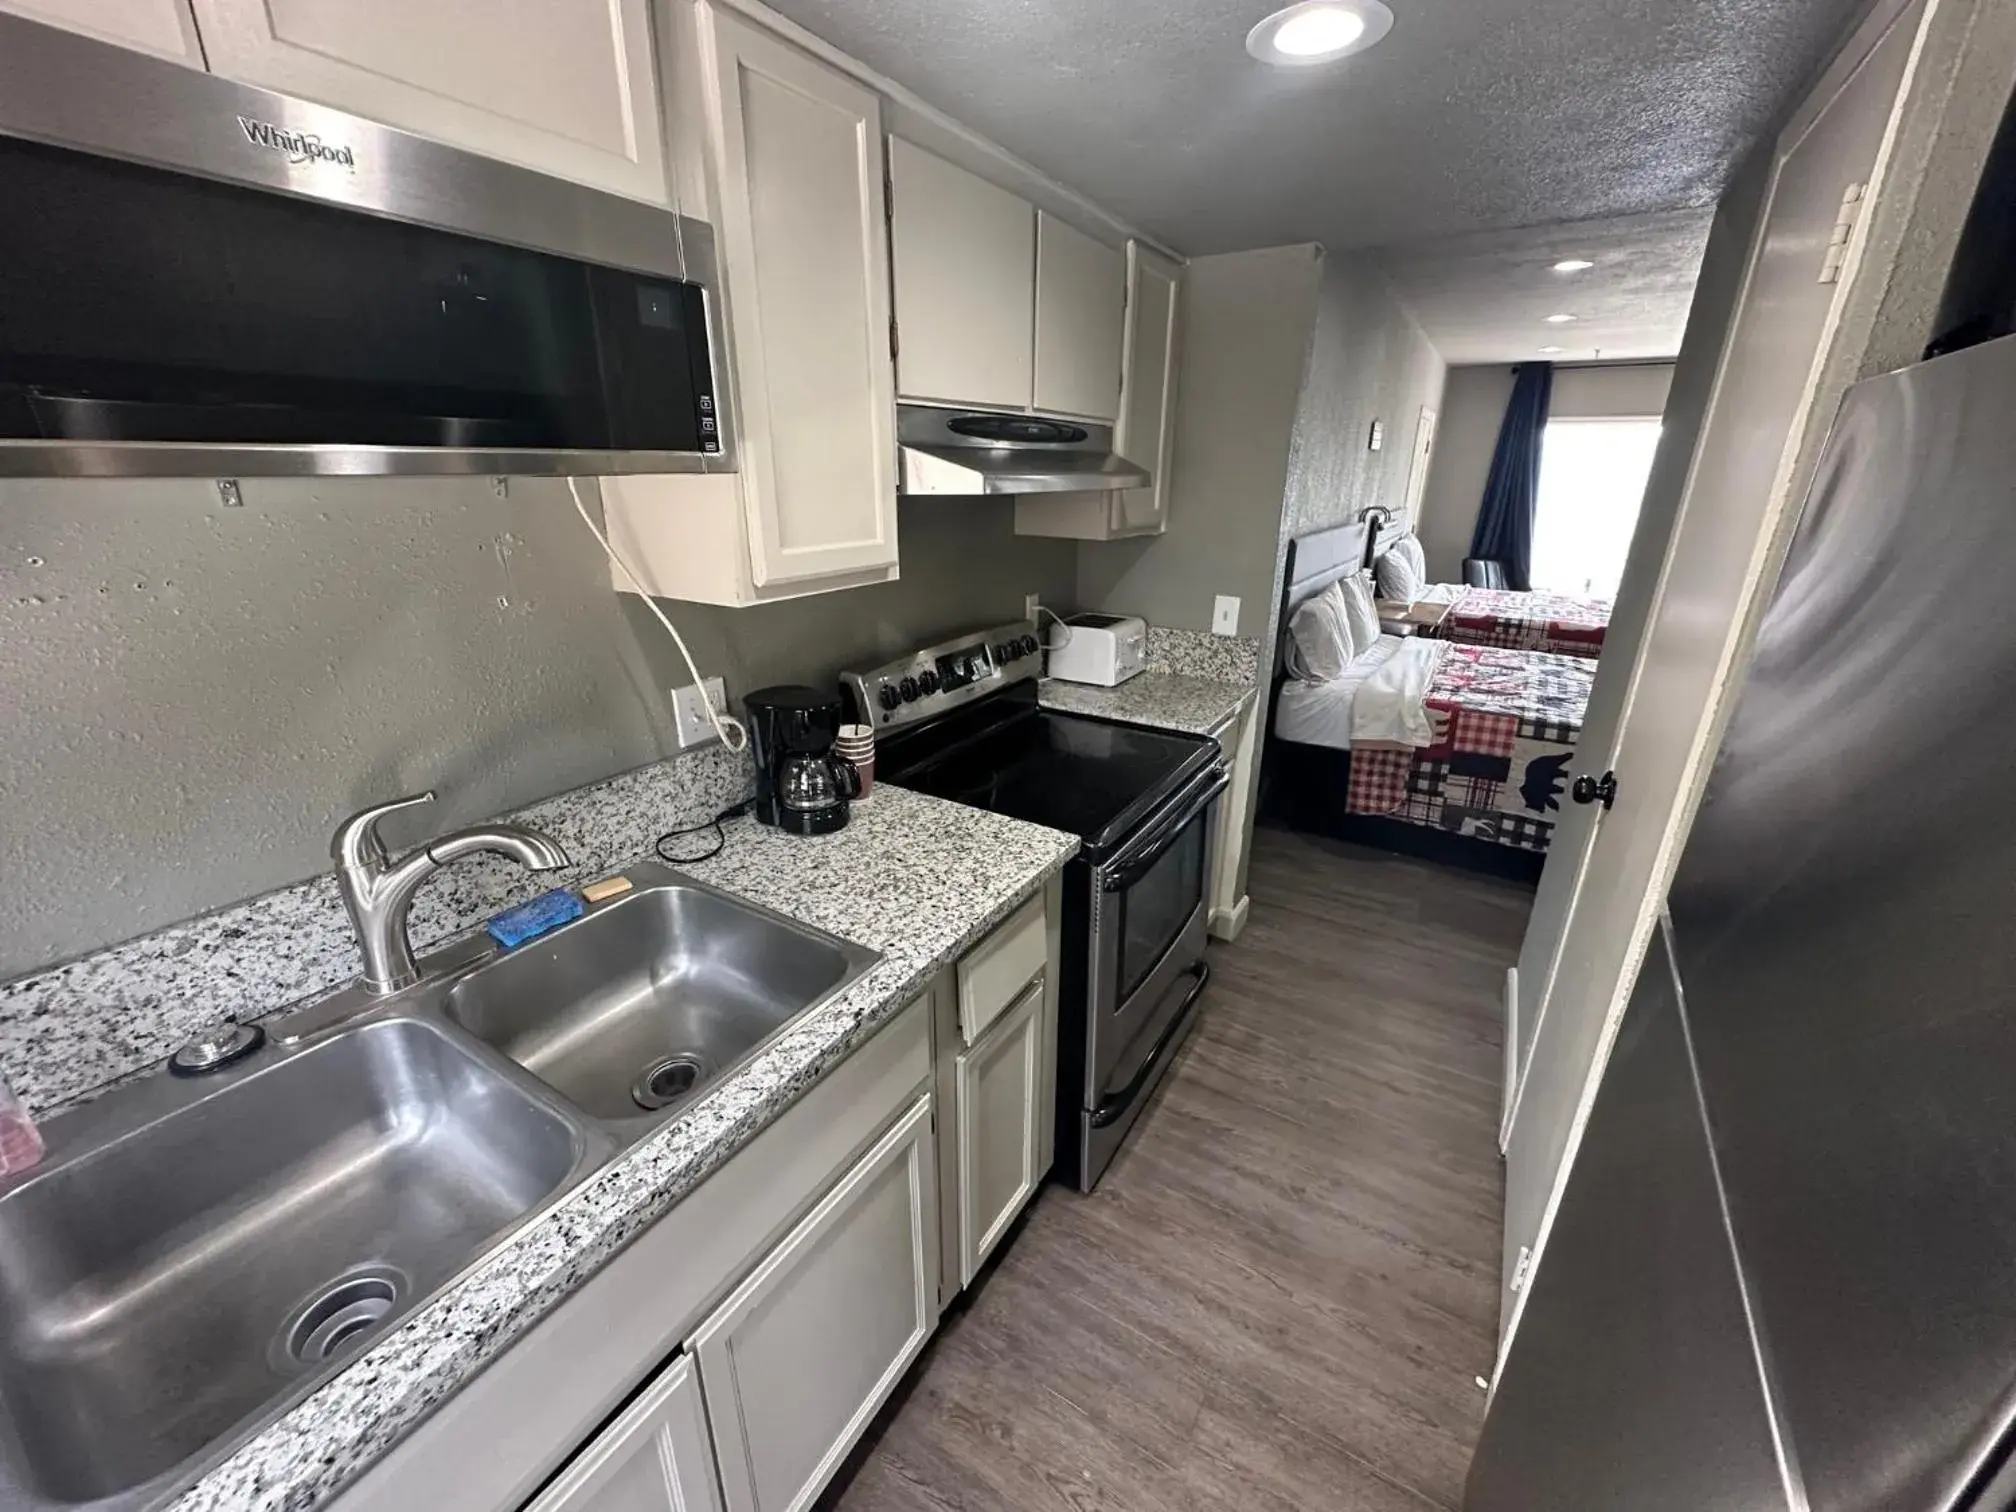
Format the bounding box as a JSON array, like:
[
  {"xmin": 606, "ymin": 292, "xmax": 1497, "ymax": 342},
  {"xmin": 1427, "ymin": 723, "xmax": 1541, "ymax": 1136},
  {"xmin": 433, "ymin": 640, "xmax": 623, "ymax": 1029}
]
[
  {"xmin": 525, "ymin": 1356, "xmax": 722, "ymax": 1512},
  {"xmin": 689, "ymin": 1096, "xmax": 938, "ymax": 1512},
  {"xmin": 954, "ymin": 984, "xmax": 1045, "ymax": 1286}
]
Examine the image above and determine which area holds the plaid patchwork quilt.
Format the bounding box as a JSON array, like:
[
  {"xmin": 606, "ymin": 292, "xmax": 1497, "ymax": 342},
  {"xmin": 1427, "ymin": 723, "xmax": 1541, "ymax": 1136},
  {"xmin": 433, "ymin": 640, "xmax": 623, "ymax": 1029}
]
[
  {"xmin": 1346, "ymin": 645, "xmax": 1595, "ymax": 854},
  {"xmin": 1430, "ymin": 586, "xmax": 1610, "ymax": 658}
]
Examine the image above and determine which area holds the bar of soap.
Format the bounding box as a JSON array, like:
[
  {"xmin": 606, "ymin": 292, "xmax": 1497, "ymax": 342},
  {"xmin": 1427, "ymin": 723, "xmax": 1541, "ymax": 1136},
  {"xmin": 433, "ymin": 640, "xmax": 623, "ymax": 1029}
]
[
  {"xmin": 485, "ymin": 889, "xmax": 586, "ymax": 949},
  {"xmin": 581, "ymin": 875, "xmax": 634, "ymax": 904}
]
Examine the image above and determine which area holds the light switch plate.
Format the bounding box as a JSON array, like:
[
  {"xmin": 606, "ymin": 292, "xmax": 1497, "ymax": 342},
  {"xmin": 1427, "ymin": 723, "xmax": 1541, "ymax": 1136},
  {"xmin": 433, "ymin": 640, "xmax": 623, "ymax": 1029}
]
[
  {"xmin": 671, "ymin": 676, "xmax": 728, "ymax": 748},
  {"xmin": 1212, "ymin": 596, "xmax": 1240, "ymax": 636}
]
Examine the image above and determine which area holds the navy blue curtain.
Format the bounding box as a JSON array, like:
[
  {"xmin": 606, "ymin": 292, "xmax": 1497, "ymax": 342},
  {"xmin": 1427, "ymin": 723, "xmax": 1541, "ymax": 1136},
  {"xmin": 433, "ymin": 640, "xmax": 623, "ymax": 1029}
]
[{"xmin": 1468, "ymin": 362, "xmax": 1553, "ymax": 591}]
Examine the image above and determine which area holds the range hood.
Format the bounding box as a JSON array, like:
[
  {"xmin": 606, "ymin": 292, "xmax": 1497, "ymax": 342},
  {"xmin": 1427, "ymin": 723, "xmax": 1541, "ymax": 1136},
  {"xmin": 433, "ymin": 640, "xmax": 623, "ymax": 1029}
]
[{"xmin": 897, "ymin": 405, "xmax": 1151, "ymax": 496}]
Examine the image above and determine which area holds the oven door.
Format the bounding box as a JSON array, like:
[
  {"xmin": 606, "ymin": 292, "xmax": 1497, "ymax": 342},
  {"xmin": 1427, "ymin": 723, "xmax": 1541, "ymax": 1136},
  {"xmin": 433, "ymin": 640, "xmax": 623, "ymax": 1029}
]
[{"xmin": 1075, "ymin": 762, "xmax": 1227, "ymax": 1184}]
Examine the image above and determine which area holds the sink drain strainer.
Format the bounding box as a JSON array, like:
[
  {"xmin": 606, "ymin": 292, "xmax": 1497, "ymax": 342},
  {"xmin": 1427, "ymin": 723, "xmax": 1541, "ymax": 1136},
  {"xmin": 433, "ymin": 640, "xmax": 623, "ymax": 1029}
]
[
  {"xmin": 276, "ymin": 1265, "xmax": 406, "ymax": 1369},
  {"xmin": 632, "ymin": 1053, "xmax": 706, "ymax": 1111}
]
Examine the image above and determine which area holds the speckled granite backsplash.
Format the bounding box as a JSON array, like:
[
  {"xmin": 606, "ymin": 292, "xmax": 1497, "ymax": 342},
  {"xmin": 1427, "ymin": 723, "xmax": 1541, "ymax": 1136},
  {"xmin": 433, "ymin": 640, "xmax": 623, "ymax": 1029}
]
[
  {"xmin": 1145, "ymin": 626, "xmax": 1260, "ymax": 686},
  {"xmin": 0, "ymin": 745, "xmax": 753, "ymax": 1116}
]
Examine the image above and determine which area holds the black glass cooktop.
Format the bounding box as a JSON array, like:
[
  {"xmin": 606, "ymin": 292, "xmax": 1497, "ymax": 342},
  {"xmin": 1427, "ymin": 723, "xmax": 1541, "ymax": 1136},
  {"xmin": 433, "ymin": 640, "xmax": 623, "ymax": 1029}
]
[{"xmin": 878, "ymin": 688, "xmax": 1217, "ymax": 858}]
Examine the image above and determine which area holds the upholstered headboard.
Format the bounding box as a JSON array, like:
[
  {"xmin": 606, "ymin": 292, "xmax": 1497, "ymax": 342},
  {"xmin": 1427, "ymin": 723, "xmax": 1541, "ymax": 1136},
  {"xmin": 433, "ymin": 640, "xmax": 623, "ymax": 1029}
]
[{"xmin": 1278, "ymin": 519, "xmax": 1373, "ymax": 640}]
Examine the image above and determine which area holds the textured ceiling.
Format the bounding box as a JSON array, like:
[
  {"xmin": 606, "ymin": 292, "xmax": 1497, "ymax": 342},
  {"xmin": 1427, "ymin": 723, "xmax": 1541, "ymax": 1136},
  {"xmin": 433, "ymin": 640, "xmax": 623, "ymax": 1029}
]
[
  {"xmin": 762, "ymin": 0, "xmax": 1865, "ymax": 256},
  {"xmin": 1376, "ymin": 207, "xmax": 1715, "ymax": 362}
]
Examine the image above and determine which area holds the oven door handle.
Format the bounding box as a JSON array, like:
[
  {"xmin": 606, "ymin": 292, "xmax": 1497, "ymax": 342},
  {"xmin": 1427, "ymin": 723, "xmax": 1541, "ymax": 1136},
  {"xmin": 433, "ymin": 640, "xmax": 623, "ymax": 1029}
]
[
  {"xmin": 1098, "ymin": 764, "xmax": 1229, "ymax": 893},
  {"xmin": 1090, "ymin": 961, "xmax": 1211, "ymax": 1128}
]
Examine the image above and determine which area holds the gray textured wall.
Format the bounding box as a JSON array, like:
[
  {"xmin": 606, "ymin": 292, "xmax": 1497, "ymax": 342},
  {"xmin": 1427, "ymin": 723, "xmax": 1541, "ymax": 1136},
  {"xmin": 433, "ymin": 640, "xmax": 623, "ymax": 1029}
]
[
  {"xmin": 1074, "ymin": 245, "xmax": 1323, "ymax": 637},
  {"xmin": 1417, "ymin": 361, "xmax": 1677, "ymax": 581},
  {"xmin": 1243, "ymin": 249, "xmax": 1447, "ymax": 892},
  {"xmin": 0, "ymin": 478, "xmax": 1074, "ymax": 977},
  {"xmin": 1275, "ymin": 249, "xmax": 1448, "ymax": 545}
]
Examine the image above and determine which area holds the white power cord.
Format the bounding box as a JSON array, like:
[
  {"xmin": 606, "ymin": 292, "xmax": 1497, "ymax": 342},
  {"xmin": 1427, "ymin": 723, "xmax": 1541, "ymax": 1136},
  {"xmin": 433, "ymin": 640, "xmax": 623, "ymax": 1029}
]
[
  {"xmin": 566, "ymin": 477, "xmax": 748, "ymax": 752},
  {"xmin": 1033, "ymin": 604, "xmax": 1075, "ymax": 650}
]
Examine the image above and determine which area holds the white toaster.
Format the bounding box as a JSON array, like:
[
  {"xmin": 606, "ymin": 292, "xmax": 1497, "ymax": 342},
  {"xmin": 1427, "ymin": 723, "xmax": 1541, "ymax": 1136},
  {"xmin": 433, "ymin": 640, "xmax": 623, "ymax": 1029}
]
[{"xmin": 1046, "ymin": 613, "xmax": 1148, "ymax": 687}]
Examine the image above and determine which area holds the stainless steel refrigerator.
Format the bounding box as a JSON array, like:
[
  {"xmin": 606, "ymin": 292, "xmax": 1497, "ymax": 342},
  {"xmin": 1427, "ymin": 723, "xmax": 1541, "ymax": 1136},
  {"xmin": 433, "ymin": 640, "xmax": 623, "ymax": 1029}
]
[{"xmin": 1467, "ymin": 332, "xmax": 2016, "ymax": 1512}]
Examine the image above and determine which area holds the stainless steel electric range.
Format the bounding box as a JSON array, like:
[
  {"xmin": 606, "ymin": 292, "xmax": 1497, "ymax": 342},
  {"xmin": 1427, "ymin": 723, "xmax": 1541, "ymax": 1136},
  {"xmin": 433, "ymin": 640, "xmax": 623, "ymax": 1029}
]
[{"xmin": 845, "ymin": 622, "xmax": 1227, "ymax": 1190}]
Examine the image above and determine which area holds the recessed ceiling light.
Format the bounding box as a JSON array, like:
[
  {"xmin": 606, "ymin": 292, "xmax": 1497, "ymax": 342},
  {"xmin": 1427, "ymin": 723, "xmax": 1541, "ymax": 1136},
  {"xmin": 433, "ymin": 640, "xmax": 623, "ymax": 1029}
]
[
  {"xmin": 1246, "ymin": 0, "xmax": 1395, "ymax": 66},
  {"xmin": 1544, "ymin": 313, "xmax": 1578, "ymax": 324},
  {"xmin": 1552, "ymin": 258, "xmax": 1594, "ymax": 273},
  {"xmin": 1539, "ymin": 345, "xmax": 1565, "ymax": 354}
]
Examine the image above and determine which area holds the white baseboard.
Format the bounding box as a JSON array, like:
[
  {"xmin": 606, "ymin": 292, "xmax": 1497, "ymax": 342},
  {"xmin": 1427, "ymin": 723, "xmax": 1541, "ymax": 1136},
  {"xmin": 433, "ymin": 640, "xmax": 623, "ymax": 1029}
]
[{"xmin": 1207, "ymin": 895, "xmax": 1250, "ymax": 942}]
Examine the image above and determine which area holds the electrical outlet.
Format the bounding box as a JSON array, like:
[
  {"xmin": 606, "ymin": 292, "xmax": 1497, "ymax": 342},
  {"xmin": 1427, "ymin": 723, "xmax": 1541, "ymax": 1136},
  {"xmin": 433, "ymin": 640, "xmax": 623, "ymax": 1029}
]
[
  {"xmin": 1212, "ymin": 595, "xmax": 1240, "ymax": 636},
  {"xmin": 671, "ymin": 676, "xmax": 728, "ymax": 749},
  {"xmin": 1024, "ymin": 592, "xmax": 1042, "ymax": 624}
]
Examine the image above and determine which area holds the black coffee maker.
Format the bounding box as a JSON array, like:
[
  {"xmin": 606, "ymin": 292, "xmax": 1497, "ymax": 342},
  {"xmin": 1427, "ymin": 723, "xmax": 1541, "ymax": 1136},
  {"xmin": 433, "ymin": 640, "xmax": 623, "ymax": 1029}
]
[{"xmin": 744, "ymin": 685, "xmax": 861, "ymax": 835}]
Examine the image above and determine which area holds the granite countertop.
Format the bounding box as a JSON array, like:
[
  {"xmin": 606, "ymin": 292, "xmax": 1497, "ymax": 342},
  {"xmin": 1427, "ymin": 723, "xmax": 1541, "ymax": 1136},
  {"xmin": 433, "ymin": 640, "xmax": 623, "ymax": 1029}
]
[
  {"xmin": 170, "ymin": 785, "xmax": 1076, "ymax": 1512},
  {"xmin": 1039, "ymin": 672, "xmax": 1255, "ymax": 739}
]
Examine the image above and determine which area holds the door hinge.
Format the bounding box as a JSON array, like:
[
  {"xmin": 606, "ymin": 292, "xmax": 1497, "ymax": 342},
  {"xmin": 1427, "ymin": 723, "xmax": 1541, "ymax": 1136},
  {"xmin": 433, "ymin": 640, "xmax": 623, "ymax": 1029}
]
[
  {"xmin": 1819, "ymin": 181, "xmax": 1867, "ymax": 284},
  {"xmin": 1510, "ymin": 1245, "xmax": 1533, "ymax": 1293},
  {"xmin": 883, "ymin": 169, "xmax": 894, "ymax": 223},
  {"xmin": 889, "ymin": 315, "xmax": 900, "ymax": 363},
  {"xmin": 1571, "ymin": 769, "xmax": 1618, "ymax": 811}
]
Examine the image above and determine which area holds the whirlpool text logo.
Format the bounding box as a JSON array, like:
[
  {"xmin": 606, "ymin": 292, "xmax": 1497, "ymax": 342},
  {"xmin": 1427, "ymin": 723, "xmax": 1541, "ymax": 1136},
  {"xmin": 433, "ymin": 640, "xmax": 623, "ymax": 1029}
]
[{"xmin": 236, "ymin": 116, "xmax": 355, "ymax": 168}]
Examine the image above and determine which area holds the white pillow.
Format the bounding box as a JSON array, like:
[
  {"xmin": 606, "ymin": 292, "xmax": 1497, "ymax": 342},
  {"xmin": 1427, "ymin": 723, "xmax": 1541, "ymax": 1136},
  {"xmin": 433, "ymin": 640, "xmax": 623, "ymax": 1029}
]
[
  {"xmin": 1375, "ymin": 536, "xmax": 1426, "ymax": 600},
  {"xmin": 1287, "ymin": 581, "xmax": 1358, "ymax": 682},
  {"xmin": 1337, "ymin": 572, "xmax": 1382, "ymax": 654}
]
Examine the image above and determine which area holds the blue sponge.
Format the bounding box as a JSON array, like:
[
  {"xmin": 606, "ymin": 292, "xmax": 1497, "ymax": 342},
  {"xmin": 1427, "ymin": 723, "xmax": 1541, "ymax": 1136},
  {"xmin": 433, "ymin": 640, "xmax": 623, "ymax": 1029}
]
[{"xmin": 485, "ymin": 888, "xmax": 586, "ymax": 949}]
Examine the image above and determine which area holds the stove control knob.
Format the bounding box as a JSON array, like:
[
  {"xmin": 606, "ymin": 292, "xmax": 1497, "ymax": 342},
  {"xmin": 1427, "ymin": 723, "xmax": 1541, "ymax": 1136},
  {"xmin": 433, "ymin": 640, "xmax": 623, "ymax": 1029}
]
[
  {"xmin": 878, "ymin": 684, "xmax": 901, "ymax": 711},
  {"xmin": 918, "ymin": 669, "xmax": 941, "ymax": 694},
  {"xmin": 994, "ymin": 642, "xmax": 1017, "ymax": 662},
  {"xmin": 1020, "ymin": 634, "xmax": 1040, "ymax": 657},
  {"xmin": 899, "ymin": 676, "xmax": 920, "ymax": 702}
]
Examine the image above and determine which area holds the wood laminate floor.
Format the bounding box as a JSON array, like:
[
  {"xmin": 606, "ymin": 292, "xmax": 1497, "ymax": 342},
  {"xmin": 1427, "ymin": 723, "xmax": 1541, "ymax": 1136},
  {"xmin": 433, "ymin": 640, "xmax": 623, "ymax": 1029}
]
[{"xmin": 822, "ymin": 827, "xmax": 1531, "ymax": 1512}]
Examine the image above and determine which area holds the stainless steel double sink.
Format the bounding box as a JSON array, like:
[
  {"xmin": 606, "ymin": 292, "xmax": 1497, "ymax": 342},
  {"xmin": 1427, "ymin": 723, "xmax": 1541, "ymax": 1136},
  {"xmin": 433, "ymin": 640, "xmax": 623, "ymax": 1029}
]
[{"xmin": 0, "ymin": 866, "xmax": 878, "ymax": 1510}]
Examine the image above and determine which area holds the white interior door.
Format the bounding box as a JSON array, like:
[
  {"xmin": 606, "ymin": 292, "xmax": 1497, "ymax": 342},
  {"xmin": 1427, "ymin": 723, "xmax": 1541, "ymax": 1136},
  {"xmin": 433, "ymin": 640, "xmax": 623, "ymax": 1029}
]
[{"xmin": 1499, "ymin": 0, "xmax": 1923, "ymax": 1352}]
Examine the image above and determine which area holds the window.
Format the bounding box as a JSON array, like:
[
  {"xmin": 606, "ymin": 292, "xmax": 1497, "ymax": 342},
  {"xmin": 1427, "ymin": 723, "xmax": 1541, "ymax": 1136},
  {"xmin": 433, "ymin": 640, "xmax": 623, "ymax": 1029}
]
[{"xmin": 1529, "ymin": 419, "xmax": 1662, "ymax": 600}]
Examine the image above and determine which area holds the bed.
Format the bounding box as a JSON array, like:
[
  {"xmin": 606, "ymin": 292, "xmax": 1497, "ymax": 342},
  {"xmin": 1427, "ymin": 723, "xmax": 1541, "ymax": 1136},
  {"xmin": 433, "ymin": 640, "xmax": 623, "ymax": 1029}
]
[
  {"xmin": 1262, "ymin": 522, "xmax": 1598, "ymax": 880},
  {"xmin": 1371, "ymin": 528, "xmax": 1611, "ymax": 658}
]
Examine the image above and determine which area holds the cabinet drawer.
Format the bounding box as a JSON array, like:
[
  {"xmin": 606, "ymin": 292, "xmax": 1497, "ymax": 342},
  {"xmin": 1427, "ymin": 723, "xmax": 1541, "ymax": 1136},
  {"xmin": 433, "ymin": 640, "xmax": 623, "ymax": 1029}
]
[{"xmin": 957, "ymin": 894, "xmax": 1047, "ymax": 1044}]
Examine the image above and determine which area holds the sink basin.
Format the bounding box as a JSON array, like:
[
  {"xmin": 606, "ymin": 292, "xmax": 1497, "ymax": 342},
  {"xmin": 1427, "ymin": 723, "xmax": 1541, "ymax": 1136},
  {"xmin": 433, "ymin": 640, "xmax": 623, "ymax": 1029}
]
[
  {"xmin": 0, "ymin": 1016, "xmax": 594, "ymax": 1507},
  {"xmin": 443, "ymin": 877, "xmax": 879, "ymax": 1133}
]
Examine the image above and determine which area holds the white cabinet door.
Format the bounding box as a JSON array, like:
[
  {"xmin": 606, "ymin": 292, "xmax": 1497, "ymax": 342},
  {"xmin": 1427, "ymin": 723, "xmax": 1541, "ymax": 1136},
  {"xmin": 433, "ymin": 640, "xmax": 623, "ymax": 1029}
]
[
  {"xmin": 954, "ymin": 983, "xmax": 1044, "ymax": 1286},
  {"xmin": 697, "ymin": 5, "xmax": 898, "ymax": 588},
  {"xmin": 1033, "ymin": 212, "xmax": 1124, "ymax": 421},
  {"xmin": 692, "ymin": 1097, "xmax": 937, "ymax": 1512},
  {"xmin": 888, "ymin": 137, "xmax": 1034, "ymax": 411},
  {"xmin": 1111, "ymin": 242, "xmax": 1182, "ymax": 533},
  {"xmin": 189, "ymin": 0, "xmax": 668, "ymax": 202},
  {"xmin": 0, "ymin": 0, "xmax": 203, "ymax": 63},
  {"xmin": 526, "ymin": 1354, "xmax": 723, "ymax": 1512}
]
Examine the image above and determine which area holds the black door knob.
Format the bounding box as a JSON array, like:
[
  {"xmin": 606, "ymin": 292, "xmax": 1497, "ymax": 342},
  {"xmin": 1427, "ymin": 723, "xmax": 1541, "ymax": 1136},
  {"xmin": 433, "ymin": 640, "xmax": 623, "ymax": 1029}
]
[{"xmin": 1571, "ymin": 770, "xmax": 1619, "ymax": 810}]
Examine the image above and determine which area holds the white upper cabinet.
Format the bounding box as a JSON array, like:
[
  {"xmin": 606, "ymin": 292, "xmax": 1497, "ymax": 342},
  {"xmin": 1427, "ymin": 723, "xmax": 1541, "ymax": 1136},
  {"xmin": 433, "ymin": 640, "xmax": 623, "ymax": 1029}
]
[
  {"xmin": 603, "ymin": 3, "xmax": 900, "ymax": 605},
  {"xmin": 696, "ymin": 3, "xmax": 898, "ymax": 588},
  {"xmin": 187, "ymin": 0, "xmax": 670, "ymax": 203},
  {"xmin": 0, "ymin": 0, "xmax": 203, "ymax": 63},
  {"xmin": 888, "ymin": 136, "xmax": 1035, "ymax": 411},
  {"xmin": 1013, "ymin": 238, "xmax": 1183, "ymax": 541},
  {"xmin": 1111, "ymin": 241, "xmax": 1183, "ymax": 533},
  {"xmin": 1033, "ymin": 212, "xmax": 1125, "ymax": 421}
]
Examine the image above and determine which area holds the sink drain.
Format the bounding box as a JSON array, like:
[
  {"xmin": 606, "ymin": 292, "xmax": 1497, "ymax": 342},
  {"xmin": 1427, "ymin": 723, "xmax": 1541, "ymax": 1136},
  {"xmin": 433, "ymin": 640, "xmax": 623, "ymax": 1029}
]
[
  {"xmin": 631, "ymin": 1053, "xmax": 706, "ymax": 1111},
  {"xmin": 275, "ymin": 1265, "xmax": 406, "ymax": 1369}
]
